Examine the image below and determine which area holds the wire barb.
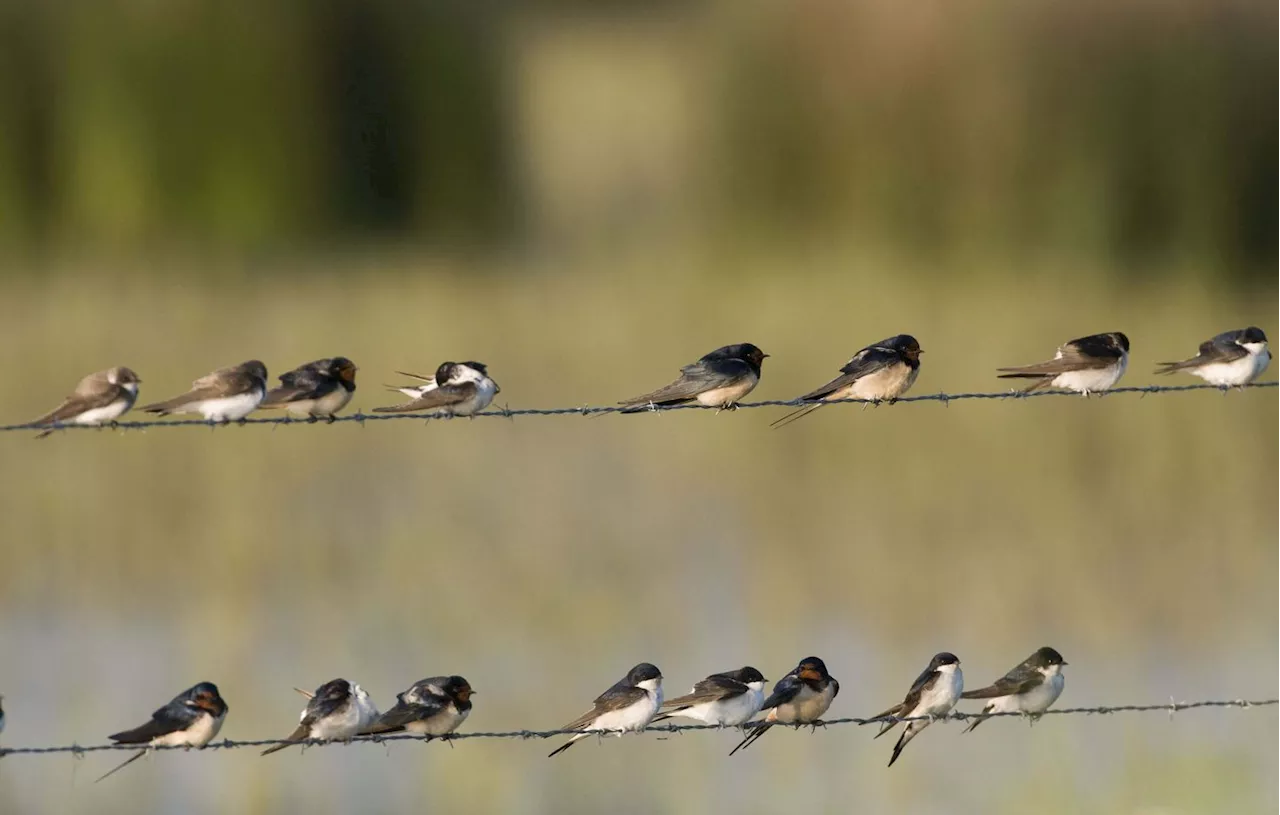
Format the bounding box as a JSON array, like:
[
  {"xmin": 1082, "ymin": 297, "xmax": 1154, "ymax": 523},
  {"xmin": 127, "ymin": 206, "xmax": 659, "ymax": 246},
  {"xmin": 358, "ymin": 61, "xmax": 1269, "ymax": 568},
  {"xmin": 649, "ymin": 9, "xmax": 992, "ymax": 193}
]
[
  {"xmin": 0, "ymin": 698, "xmax": 1272, "ymax": 758},
  {"xmin": 3, "ymin": 382, "xmax": 1273, "ymax": 434}
]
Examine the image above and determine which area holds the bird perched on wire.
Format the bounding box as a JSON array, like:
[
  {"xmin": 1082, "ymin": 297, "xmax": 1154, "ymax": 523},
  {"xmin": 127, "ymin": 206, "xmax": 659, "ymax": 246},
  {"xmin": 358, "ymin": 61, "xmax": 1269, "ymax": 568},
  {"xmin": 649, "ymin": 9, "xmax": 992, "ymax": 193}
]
[
  {"xmin": 375, "ymin": 362, "xmax": 499, "ymax": 417},
  {"xmin": 618, "ymin": 343, "xmax": 768, "ymax": 413},
  {"xmin": 362, "ymin": 676, "xmax": 474, "ymax": 739},
  {"xmin": 861, "ymin": 652, "xmax": 963, "ymax": 767},
  {"xmin": 96, "ymin": 682, "xmax": 228, "ymax": 782},
  {"xmin": 29, "ymin": 366, "xmax": 142, "ymax": 437},
  {"xmin": 1155, "ymin": 327, "xmax": 1270, "ymax": 388},
  {"xmin": 731, "ymin": 656, "xmax": 838, "ymax": 755},
  {"xmin": 140, "ymin": 360, "xmax": 268, "ymax": 422},
  {"xmin": 997, "ymin": 332, "xmax": 1129, "ymax": 395},
  {"xmin": 961, "ymin": 647, "xmax": 1066, "ymax": 732},
  {"xmin": 653, "ymin": 666, "xmax": 766, "ymax": 729},
  {"xmin": 261, "ymin": 678, "xmax": 379, "ymax": 756},
  {"xmin": 259, "ymin": 357, "xmax": 358, "ymax": 420},
  {"xmin": 771, "ymin": 334, "xmax": 922, "ymax": 427},
  {"xmin": 548, "ymin": 663, "xmax": 664, "ymax": 757}
]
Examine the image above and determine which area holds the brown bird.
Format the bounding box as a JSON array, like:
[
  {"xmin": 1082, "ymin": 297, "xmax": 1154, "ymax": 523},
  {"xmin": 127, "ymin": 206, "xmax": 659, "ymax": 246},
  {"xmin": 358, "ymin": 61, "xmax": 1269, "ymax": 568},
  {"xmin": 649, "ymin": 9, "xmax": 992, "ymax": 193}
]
[
  {"xmin": 30, "ymin": 366, "xmax": 141, "ymax": 437},
  {"xmin": 140, "ymin": 360, "xmax": 268, "ymax": 422}
]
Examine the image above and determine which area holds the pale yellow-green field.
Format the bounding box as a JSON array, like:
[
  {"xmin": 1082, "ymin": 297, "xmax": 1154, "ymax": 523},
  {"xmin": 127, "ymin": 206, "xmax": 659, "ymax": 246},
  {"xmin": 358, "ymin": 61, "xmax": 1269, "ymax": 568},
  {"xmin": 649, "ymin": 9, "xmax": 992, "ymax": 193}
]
[{"xmin": 0, "ymin": 251, "xmax": 1275, "ymax": 814}]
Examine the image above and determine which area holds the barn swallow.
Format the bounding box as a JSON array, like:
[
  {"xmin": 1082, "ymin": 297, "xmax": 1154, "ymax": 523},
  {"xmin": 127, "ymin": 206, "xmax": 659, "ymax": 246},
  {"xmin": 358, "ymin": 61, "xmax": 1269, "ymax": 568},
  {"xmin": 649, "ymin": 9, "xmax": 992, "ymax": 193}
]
[
  {"xmin": 730, "ymin": 657, "xmax": 839, "ymax": 755},
  {"xmin": 374, "ymin": 362, "xmax": 499, "ymax": 417},
  {"xmin": 771, "ymin": 335, "xmax": 922, "ymax": 427},
  {"xmin": 618, "ymin": 344, "xmax": 768, "ymax": 413},
  {"xmin": 140, "ymin": 361, "xmax": 268, "ymax": 421},
  {"xmin": 862, "ymin": 652, "xmax": 963, "ymax": 767},
  {"xmin": 653, "ymin": 666, "xmax": 766, "ymax": 728},
  {"xmin": 261, "ymin": 678, "xmax": 379, "ymax": 756},
  {"xmin": 96, "ymin": 682, "xmax": 227, "ymax": 782},
  {"xmin": 962, "ymin": 647, "xmax": 1066, "ymax": 732},
  {"xmin": 1155, "ymin": 327, "xmax": 1271, "ymax": 388},
  {"xmin": 548, "ymin": 663, "xmax": 663, "ymax": 757},
  {"xmin": 260, "ymin": 357, "xmax": 358, "ymax": 420},
  {"xmin": 362, "ymin": 676, "xmax": 473, "ymax": 739},
  {"xmin": 998, "ymin": 333, "xmax": 1129, "ymax": 395},
  {"xmin": 30, "ymin": 367, "xmax": 141, "ymax": 437}
]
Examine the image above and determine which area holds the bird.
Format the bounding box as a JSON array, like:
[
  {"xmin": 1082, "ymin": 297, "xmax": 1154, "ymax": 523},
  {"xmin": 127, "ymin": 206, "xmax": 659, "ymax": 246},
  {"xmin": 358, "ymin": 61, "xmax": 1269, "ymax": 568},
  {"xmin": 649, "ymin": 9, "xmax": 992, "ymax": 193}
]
[
  {"xmin": 961, "ymin": 647, "xmax": 1067, "ymax": 733},
  {"xmin": 374, "ymin": 362, "xmax": 499, "ymax": 417},
  {"xmin": 618, "ymin": 344, "xmax": 768, "ymax": 413},
  {"xmin": 96, "ymin": 682, "xmax": 228, "ymax": 782},
  {"xmin": 1155, "ymin": 327, "xmax": 1270, "ymax": 388},
  {"xmin": 771, "ymin": 334, "xmax": 922, "ymax": 427},
  {"xmin": 140, "ymin": 360, "xmax": 268, "ymax": 422},
  {"xmin": 548, "ymin": 662, "xmax": 663, "ymax": 757},
  {"xmin": 362, "ymin": 676, "xmax": 474, "ymax": 739},
  {"xmin": 259, "ymin": 357, "xmax": 358, "ymax": 420},
  {"xmin": 652, "ymin": 666, "xmax": 767, "ymax": 728},
  {"xmin": 997, "ymin": 332, "xmax": 1129, "ymax": 395},
  {"xmin": 29, "ymin": 366, "xmax": 142, "ymax": 437},
  {"xmin": 730, "ymin": 656, "xmax": 839, "ymax": 756},
  {"xmin": 861, "ymin": 652, "xmax": 963, "ymax": 767},
  {"xmin": 261, "ymin": 678, "xmax": 379, "ymax": 756},
  {"xmin": 0, "ymin": 692, "xmax": 5, "ymax": 737}
]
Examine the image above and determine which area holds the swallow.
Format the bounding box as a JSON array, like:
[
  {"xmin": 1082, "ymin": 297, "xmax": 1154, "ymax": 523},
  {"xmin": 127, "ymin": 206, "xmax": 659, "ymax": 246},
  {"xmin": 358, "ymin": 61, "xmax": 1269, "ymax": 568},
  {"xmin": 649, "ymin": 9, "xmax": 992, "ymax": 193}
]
[
  {"xmin": 362, "ymin": 676, "xmax": 473, "ymax": 739},
  {"xmin": 771, "ymin": 335, "xmax": 922, "ymax": 427},
  {"xmin": 140, "ymin": 360, "xmax": 268, "ymax": 422},
  {"xmin": 862, "ymin": 652, "xmax": 963, "ymax": 767},
  {"xmin": 961, "ymin": 647, "xmax": 1066, "ymax": 732},
  {"xmin": 1155, "ymin": 327, "xmax": 1270, "ymax": 388},
  {"xmin": 653, "ymin": 666, "xmax": 767, "ymax": 728},
  {"xmin": 260, "ymin": 357, "xmax": 358, "ymax": 420},
  {"xmin": 261, "ymin": 678, "xmax": 379, "ymax": 756},
  {"xmin": 96, "ymin": 682, "xmax": 228, "ymax": 782},
  {"xmin": 30, "ymin": 367, "xmax": 142, "ymax": 437},
  {"xmin": 730, "ymin": 656, "xmax": 839, "ymax": 756},
  {"xmin": 997, "ymin": 332, "xmax": 1129, "ymax": 395},
  {"xmin": 374, "ymin": 362, "xmax": 499, "ymax": 417},
  {"xmin": 548, "ymin": 662, "xmax": 663, "ymax": 757},
  {"xmin": 618, "ymin": 344, "xmax": 768, "ymax": 413}
]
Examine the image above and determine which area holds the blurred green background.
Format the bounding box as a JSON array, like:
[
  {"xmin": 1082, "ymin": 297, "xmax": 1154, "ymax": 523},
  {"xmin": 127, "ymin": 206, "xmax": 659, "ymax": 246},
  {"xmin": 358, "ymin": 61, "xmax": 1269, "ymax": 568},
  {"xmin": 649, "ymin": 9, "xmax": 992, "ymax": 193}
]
[{"xmin": 0, "ymin": 2, "xmax": 1275, "ymax": 814}]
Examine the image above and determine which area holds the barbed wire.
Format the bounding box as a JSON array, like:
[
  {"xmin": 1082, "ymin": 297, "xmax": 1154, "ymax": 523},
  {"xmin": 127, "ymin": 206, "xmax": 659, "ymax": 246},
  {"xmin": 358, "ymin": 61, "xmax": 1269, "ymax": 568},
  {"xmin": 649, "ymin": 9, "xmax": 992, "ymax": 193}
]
[
  {"xmin": 0, "ymin": 698, "xmax": 1272, "ymax": 757},
  {"xmin": 2, "ymin": 382, "xmax": 1273, "ymax": 434}
]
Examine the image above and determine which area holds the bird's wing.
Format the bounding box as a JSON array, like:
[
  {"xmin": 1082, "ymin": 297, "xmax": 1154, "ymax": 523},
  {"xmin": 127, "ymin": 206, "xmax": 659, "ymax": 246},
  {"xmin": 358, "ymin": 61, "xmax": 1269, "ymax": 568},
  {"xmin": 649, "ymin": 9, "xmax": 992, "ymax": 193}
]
[
  {"xmin": 662, "ymin": 675, "xmax": 746, "ymax": 710},
  {"xmin": 619, "ymin": 358, "xmax": 751, "ymax": 406},
  {"xmin": 371, "ymin": 381, "xmax": 477, "ymax": 413}
]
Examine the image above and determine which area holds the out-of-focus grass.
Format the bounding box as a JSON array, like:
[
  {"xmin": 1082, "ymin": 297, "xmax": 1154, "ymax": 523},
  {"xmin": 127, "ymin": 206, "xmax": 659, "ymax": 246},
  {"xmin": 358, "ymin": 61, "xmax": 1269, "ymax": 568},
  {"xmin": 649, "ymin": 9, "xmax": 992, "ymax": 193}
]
[{"xmin": 0, "ymin": 250, "xmax": 1274, "ymax": 814}]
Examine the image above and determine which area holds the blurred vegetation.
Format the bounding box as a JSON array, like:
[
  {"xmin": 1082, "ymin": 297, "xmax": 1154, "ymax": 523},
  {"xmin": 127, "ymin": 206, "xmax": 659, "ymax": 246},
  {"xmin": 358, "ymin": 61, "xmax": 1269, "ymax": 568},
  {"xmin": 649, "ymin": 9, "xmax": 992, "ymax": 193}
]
[{"xmin": 0, "ymin": 0, "xmax": 1273, "ymax": 275}]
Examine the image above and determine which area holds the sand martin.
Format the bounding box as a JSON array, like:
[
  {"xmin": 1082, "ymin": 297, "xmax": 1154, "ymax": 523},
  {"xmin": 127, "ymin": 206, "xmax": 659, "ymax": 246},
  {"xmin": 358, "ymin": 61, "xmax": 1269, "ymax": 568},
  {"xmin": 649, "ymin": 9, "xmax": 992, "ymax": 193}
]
[
  {"xmin": 618, "ymin": 344, "xmax": 768, "ymax": 413},
  {"xmin": 140, "ymin": 360, "xmax": 268, "ymax": 422},
  {"xmin": 362, "ymin": 676, "xmax": 473, "ymax": 739},
  {"xmin": 998, "ymin": 332, "xmax": 1129, "ymax": 395},
  {"xmin": 548, "ymin": 662, "xmax": 663, "ymax": 757},
  {"xmin": 771, "ymin": 334, "xmax": 922, "ymax": 427},
  {"xmin": 97, "ymin": 682, "xmax": 227, "ymax": 782},
  {"xmin": 261, "ymin": 678, "xmax": 379, "ymax": 756},
  {"xmin": 653, "ymin": 666, "xmax": 766, "ymax": 728},
  {"xmin": 374, "ymin": 362, "xmax": 499, "ymax": 417},
  {"xmin": 731, "ymin": 657, "xmax": 839, "ymax": 755},
  {"xmin": 862, "ymin": 652, "xmax": 963, "ymax": 767},
  {"xmin": 962, "ymin": 647, "xmax": 1066, "ymax": 732},
  {"xmin": 1155, "ymin": 327, "xmax": 1271, "ymax": 388},
  {"xmin": 260, "ymin": 357, "xmax": 358, "ymax": 419},
  {"xmin": 30, "ymin": 366, "xmax": 141, "ymax": 437}
]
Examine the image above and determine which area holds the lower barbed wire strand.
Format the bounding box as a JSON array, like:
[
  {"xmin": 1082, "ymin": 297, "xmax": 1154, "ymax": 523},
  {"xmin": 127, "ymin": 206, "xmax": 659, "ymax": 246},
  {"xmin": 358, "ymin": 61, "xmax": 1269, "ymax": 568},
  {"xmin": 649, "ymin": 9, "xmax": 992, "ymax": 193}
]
[
  {"xmin": 1, "ymin": 382, "xmax": 1274, "ymax": 433},
  {"xmin": 0, "ymin": 698, "xmax": 1273, "ymax": 756}
]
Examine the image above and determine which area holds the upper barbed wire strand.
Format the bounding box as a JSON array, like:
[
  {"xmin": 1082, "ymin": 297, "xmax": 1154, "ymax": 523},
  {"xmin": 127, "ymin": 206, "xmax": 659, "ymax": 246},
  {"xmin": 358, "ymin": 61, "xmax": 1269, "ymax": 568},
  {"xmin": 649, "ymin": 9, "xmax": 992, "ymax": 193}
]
[{"xmin": 1, "ymin": 382, "xmax": 1274, "ymax": 433}]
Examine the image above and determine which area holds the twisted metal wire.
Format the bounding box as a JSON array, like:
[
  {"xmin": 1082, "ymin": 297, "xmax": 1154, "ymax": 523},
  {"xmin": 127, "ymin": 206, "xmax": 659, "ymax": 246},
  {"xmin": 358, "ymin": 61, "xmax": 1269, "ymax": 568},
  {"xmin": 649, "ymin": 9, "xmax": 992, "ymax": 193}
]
[
  {"xmin": 1, "ymin": 698, "xmax": 1272, "ymax": 757},
  {"xmin": 2, "ymin": 382, "xmax": 1273, "ymax": 434}
]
